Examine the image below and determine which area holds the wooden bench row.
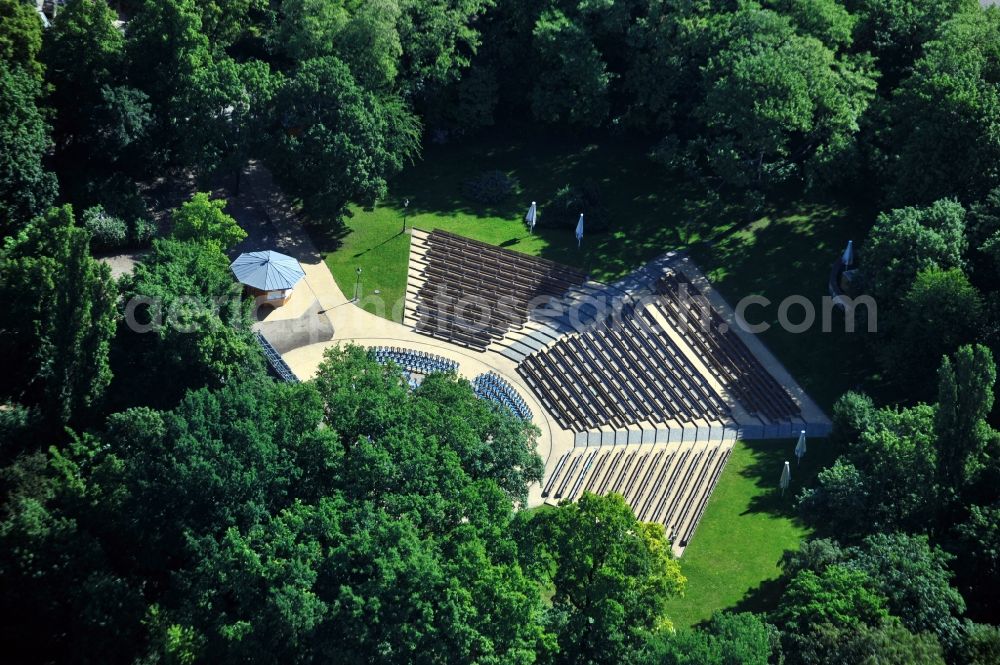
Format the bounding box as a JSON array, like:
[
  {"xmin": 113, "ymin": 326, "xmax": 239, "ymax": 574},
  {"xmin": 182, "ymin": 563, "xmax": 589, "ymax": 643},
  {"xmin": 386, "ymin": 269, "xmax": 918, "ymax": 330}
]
[
  {"xmin": 411, "ymin": 230, "xmax": 588, "ymax": 349},
  {"xmin": 516, "ymin": 305, "xmax": 730, "ymax": 431},
  {"xmin": 655, "ymin": 271, "xmax": 800, "ymax": 422},
  {"xmin": 540, "ymin": 443, "xmax": 731, "ymax": 549}
]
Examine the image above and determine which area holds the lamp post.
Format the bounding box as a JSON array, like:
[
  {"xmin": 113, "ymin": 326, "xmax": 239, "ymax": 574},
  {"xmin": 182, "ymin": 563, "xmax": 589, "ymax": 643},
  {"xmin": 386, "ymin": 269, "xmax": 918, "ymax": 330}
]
[
  {"xmin": 354, "ymin": 267, "xmax": 362, "ymax": 301},
  {"xmin": 401, "ymin": 198, "xmax": 410, "ymax": 234}
]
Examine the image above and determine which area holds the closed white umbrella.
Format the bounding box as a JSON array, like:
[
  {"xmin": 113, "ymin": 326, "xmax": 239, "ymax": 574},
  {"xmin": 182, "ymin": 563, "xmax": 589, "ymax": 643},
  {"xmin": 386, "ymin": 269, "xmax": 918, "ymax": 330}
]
[
  {"xmin": 842, "ymin": 240, "xmax": 854, "ymax": 267},
  {"xmin": 525, "ymin": 201, "xmax": 537, "ymax": 234},
  {"xmin": 795, "ymin": 430, "xmax": 807, "ymax": 465},
  {"xmin": 780, "ymin": 461, "xmax": 791, "ymax": 496},
  {"xmin": 575, "ymin": 213, "xmax": 584, "ymax": 248}
]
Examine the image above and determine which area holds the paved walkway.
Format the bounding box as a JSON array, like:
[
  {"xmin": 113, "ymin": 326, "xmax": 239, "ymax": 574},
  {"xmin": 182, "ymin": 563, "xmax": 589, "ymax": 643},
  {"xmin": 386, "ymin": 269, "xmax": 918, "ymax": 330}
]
[{"xmin": 239, "ymin": 165, "xmax": 350, "ymax": 319}]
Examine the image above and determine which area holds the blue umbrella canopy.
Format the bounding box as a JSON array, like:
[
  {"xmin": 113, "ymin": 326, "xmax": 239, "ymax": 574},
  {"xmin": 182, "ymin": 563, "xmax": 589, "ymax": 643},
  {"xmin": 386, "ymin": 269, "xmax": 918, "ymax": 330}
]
[{"xmin": 231, "ymin": 250, "xmax": 305, "ymax": 291}]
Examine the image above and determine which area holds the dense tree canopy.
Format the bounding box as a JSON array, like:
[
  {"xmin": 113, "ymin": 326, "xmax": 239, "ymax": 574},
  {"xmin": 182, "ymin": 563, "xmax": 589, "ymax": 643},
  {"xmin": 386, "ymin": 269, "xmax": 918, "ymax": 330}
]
[
  {"xmin": 695, "ymin": 4, "xmax": 876, "ymax": 189},
  {"xmin": 516, "ymin": 492, "xmax": 685, "ymax": 665},
  {"xmin": 633, "ymin": 612, "xmax": 781, "ymax": 665},
  {"xmin": 881, "ymin": 268, "xmax": 984, "ymax": 397},
  {"xmin": 0, "ymin": 61, "xmax": 56, "ymax": 233},
  {"xmin": 270, "ymin": 56, "xmax": 421, "ymax": 220},
  {"xmin": 0, "ymin": 348, "xmax": 559, "ymax": 663},
  {"xmin": 888, "ymin": 8, "xmax": 1000, "ymax": 205},
  {"xmin": 849, "ymin": 0, "xmax": 975, "ymax": 89},
  {"xmin": 0, "ymin": 0, "xmax": 44, "ymax": 81},
  {"xmin": 117, "ymin": 238, "xmax": 263, "ymax": 408},
  {"xmin": 0, "ymin": 206, "xmax": 116, "ymax": 425},
  {"xmin": 125, "ymin": 0, "xmax": 212, "ymax": 162},
  {"xmin": 42, "ymin": 0, "xmax": 150, "ymax": 177},
  {"xmin": 862, "ymin": 198, "xmax": 967, "ymax": 307}
]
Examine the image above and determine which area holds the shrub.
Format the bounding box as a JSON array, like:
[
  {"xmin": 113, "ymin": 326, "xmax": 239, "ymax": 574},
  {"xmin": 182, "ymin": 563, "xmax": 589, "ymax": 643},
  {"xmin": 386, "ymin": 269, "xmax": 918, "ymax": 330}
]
[
  {"xmin": 462, "ymin": 170, "xmax": 519, "ymax": 205},
  {"xmin": 170, "ymin": 192, "xmax": 246, "ymax": 250},
  {"xmin": 541, "ymin": 179, "xmax": 611, "ymax": 232},
  {"xmin": 80, "ymin": 175, "xmax": 156, "ymax": 249},
  {"xmin": 82, "ymin": 205, "xmax": 128, "ymax": 250},
  {"xmin": 130, "ymin": 218, "xmax": 157, "ymax": 247},
  {"xmin": 830, "ymin": 391, "xmax": 876, "ymax": 446}
]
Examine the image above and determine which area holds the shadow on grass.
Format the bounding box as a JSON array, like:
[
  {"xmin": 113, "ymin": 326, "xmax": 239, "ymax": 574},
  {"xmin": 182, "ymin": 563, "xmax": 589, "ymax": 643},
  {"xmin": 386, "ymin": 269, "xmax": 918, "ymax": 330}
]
[
  {"xmin": 730, "ymin": 577, "xmax": 792, "ymax": 619},
  {"xmin": 740, "ymin": 437, "xmax": 841, "ymax": 518},
  {"xmin": 352, "ymin": 231, "xmax": 403, "ymax": 257},
  {"xmin": 686, "ymin": 199, "xmax": 880, "ymax": 410},
  {"xmin": 381, "ymin": 129, "xmax": 748, "ymax": 281},
  {"xmin": 687, "ymin": 577, "xmax": 791, "ymax": 630},
  {"xmin": 306, "ymin": 221, "xmax": 350, "ymax": 255}
]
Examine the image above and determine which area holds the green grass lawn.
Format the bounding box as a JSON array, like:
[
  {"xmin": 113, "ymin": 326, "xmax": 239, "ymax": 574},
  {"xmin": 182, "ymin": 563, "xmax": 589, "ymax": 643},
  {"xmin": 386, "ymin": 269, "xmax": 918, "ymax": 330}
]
[
  {"xmin": 317, "ymin": 131, "xmax": 740, "ymax": 321},
  {"xmin": 663, "ymin": 437, "xmax": 841, "ymax": 629}
]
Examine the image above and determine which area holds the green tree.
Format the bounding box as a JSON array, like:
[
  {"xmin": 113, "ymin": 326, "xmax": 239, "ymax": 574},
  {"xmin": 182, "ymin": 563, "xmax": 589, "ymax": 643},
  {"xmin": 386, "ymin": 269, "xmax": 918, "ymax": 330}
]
[
  {"xmin": 0, "ymin": 401, "xmax": 36, "ymax": 463},
  {"xmin": 765, "ymin": 0, "xmax": 857, "ymax": 50},
  {"xmin": 43, "ymin": 0, "xmax": 125, "ymax": 127},
  {"xmin": 275, "ymin": 0, "xmax": 403, "ymax": 91},
  {"xmin": 695, "ymin": 5, "xmax": 876, "ymax": 189},
  {"xmin": 634, "ymin": 612, "xmax": 781, "ymax": 665},
  {"xmin": 624, "ymin": 0, "xmax": 716, "ymax": 134},
  {"xmin": 934, "ymin": 344, "xmax": 997, "ymax": 502},
  {"xmin": 970, "ymin": 185, "xmax": 1000, "ymax": 279},
  {"xmin": 829, "ymin": 390, "xmax": 877, "ymax": 446},
  {"xmin": 954, "ymin": 504, "xmax": 1000, "ymax": 615},
  {"xmin": 530, "ymin": 9, "xmax": 611, "ymax": 127},
  {"xmin": 311, "ymin": 345, "xmax": 543, "ymax": 505},
  {"xmin": 846, "ymin": 533, "xmax": 965, "ymax": 652},
  {"xmin": 0, "ymin": 206, "xmax": 117, "ymax": 424},
  {"xmin": 274, "ymin": 0, "xmax": 352, "ymax": 62},
  {"xmin": 396, "ymin": 0, "xmax": 493, "ymax": 91},
  {"xmin": 799, "ymin": 403, "xmax": 938, "ymax": 537},
  {"xmin": 179, "ymin": 57, "xmax": 280, "ymax": 190},
  {"xmin": 961, "ymin": 622, "xmax": 1000, "ymax": 665},
  {"xmin": 0, "ymin": 0, "xmax": 44, "ymax": 81},
  {"xmin": 777, "ymin": 535, "xmax": 957, "ymax": 664},
  {"xmin": 782, "ymin": 537, "xmax": 848, "ymax": 576},
  {"xmin": 411, "ymin": 372, "xmax": 544, "ymax": 505},
  {"xmin": 862, "ymin": 198, "xmax": 967, "ymax": 308},
  {"xmin": 118, "ymin": 238, "xmax": 263, "ymax": 408},
  {"xmin": 5, "ymin": 350, "xmax": 551, "ymax": 663},
  {"xmin": 850, "ymin": 0, "xmax": 974, "ymax": 90},
  {"xmin": 798, "ymin": 459, "xmax": 870, "ymax": 537},
  {"xmin": 196, "ymin": 0, "xmax": 271, "ymax": 47},
  {"xmin": 126, "ymin": 0, "xmax": 211, "ymax": 162},
  {"xmin": 772, "ymin": 565, "xmax": 889, "ymax": 633},
  {"xmin": 270, "ymin": 56, "xmax": 420, "ymax": 222},
  {"xmin": 336, "ymin": 0, "xmax": 403, "ymax": 92},
  {"xmin": 0, "ymin": 479, "xmax": 146, "ymax": 664},
  {"xmin": 0, "ymin": 61, "xmax": 56, "ymax": 234},
  {"xmin": 888, "ymin": 8, "xmax": 1000, "ymax": 205},
  {"xmin": 170, "ymin": 192, "xmax": 247, "ymax": 250},
  {"xmin": 787, "ymin": 620, "xmax": 945, "ymax": 665},
  {"xmin": 518, "ymin": 492, "xmax": 685, "ymax": 665},
  {"xmin": 42, "ymin": 0, "xmax": 151, "ymax": 176},
  {"xmin": 880, "ymin": 267, "xmax": 983, "ymax": 397}
]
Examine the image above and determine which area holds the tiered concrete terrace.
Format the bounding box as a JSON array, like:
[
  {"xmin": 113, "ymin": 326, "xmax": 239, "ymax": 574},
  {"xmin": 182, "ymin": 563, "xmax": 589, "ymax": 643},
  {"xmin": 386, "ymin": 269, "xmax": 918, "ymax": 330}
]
[{"xmin": 249, "ymin": 177, "xmax": 828, "ymax": 555}]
